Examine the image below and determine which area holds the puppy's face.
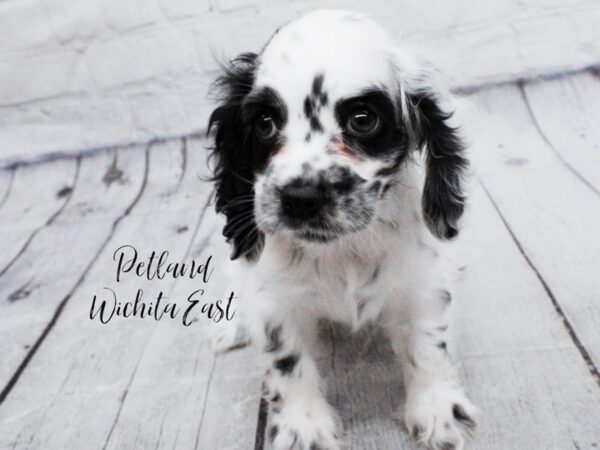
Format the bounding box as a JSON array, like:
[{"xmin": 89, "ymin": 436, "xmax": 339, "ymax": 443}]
[{"xmin": 209, "ymin": 10, "xmax": 467, "ymax": 260}]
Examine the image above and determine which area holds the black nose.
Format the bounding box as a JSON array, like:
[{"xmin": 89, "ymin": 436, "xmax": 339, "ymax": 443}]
[{"xmin": 280, "ymin": 182, "xmax": 324, "ymax": 220}]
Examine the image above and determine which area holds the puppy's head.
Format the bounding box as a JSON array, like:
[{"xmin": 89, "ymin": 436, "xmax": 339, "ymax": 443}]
[{"xmin": 209, "ymin": 10, "xmax": 467, "ymax": 261}]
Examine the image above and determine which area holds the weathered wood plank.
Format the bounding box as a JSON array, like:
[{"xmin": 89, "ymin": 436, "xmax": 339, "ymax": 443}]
[
  {"xmin": 467, "ymin": 84, "xmax": 600, "ymax": 369},
  {"xmin": 105, "ymin": 190, "xmax": 262, "ymax": 450},
  {"xmin": 452, "ymin": 186, "xmax": 600, "ymax": 449},
  {"xmin": 322, "ymin": 325, "xmax": 411, "ymax": 449},
  {"xmin": 522, "ymin": 71, "xmax": 600, "ymax": 195},
  {"xmin": 0, "ymin": 138, "xmax": 260, "ymax": 450},
  {"xmin": 182, "ymin": 210, "xmax": 262, "ymax": 450},
  {"xmin": 0, "ymin": 168, "xmax": 15, "ymax": 212},
  {"xmin": 0, "ymin": 147, "xmax": 147, "ymax": 394},
  {"xmin": 0, "ymin": 141, "xmax": 184, "ymax": 450},
  {"xmin": 3, "ymin": 0, "xmax": 600, "ymax": 165},
  {"xmin": 0, "ymin": 158, "xmax": 78, "ymax": 275}
]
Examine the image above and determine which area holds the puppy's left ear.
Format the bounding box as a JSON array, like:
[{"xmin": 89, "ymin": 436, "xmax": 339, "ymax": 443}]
[
  {"xmin": 407, "ymin": 89, "xmax": 468, "ymax": 240},
  {"xmin": 208, "ymin": 52, "xmax": 265, "ymax": 261}
]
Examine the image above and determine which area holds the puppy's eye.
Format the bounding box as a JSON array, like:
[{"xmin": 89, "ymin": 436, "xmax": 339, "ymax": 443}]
[
  {"xmin": 255, "ymin": 113, "xmax": 277, "ymax": 139},
  {"xmin": 347, "ymin": 108, "xmax": 380, "ymax": 136}
]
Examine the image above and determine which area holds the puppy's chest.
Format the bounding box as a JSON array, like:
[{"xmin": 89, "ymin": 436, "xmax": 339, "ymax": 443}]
[{"xmin": 302, "ymin": 252, "xmax": 389, "ymax": 327}]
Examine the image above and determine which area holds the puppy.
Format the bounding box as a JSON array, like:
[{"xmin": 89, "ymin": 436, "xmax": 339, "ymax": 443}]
[{"xmin": 207, "ymin": 9, "xmax": 477, "ymax": 450}]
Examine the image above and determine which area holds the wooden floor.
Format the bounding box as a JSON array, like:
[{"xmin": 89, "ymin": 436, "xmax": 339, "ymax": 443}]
[{"xmin": 1, "ymin": 71, "xmax": 599, "ymax": 450}]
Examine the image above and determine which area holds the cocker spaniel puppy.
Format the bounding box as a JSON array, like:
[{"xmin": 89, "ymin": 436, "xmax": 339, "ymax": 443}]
[{"xmin": 207, "ymin": 9, "xmax": 477, "ymax": 450}]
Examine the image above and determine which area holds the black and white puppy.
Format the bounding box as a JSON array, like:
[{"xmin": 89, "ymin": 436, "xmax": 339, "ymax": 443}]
[{"xmin": 207, "ymin": 9, "xmax": 477, "ymax": 450}]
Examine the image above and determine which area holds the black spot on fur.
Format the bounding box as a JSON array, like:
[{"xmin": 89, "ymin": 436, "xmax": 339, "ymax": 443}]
[
  {"xmin": 309, "ymin": 115, "xmax": 324, "ymax": 133},
  {"xmin": 331, "ymin": 166, "xmax": 357, "ymax": 194},
  {"xmin": 408, "ymin": 93, "xmax": 468, "ymax": 240},
  {"xmin": 375, "ymin": 161, "xmax": 402, "ymax": 177},
  {"xmin": 366, "ymin": 261, "xmax": 381, "ymax": 285},
  {"xmin": 303, "ymin": 74, "xmax": 328, "ymax": 133},
  {"xmin": 437, "ymin": 341, "xmax": 447, "ymax": 351},
  {"xmin": 310, "ymin": 443, "xmax": 325, "ymax": 450},
  {"xmin": 382, "ymin": 183, "xmax": 392, "ymax": 196},
  {"xmin": 274, "ymin": 354, "xmax": 299, "ymax": 375},
  {"xmin": 411, "ymin": 424, "xmax": 424, "ymax": 439},
  {"xmin": 304, "ymin": 96, "xmax": 314, "ymax": 118},
  {"xmin": 452, "ymin": 403, "xmax": 476, "ymax": 429},
  {"xmin": 269, "ymin": 424, "xmax": 279, "ymax": 442},
  {"xmin": 265, "ymin": 324, "xmax": 283, "ymax": 353},
  {"xmin": 368, "ymin": 180, "xmax": 382, "ymax": 195}
]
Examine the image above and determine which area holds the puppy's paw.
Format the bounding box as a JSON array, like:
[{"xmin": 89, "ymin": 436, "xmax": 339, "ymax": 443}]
[
  {"xmin": 203, "ymin": 319, "xmax": 250, "ymax": 354},
  {"xmin": 404, "ymin": 383, "xmax": 478, "ymax": 450},
  {"xmin": 268, "ymin": 401, "xmax": 342, "ymax": 450}
]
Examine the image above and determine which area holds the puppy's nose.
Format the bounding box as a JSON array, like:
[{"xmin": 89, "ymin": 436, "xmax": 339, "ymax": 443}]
[{"xmin": 280, "ymin": 182, "xmax": 324, "ymax": 219}]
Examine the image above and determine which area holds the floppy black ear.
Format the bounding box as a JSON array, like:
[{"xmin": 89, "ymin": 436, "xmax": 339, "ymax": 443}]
[
  {"xmin": 208, "ymin": 52, "xmax": 265, "ymax": 261},
  {"xmin": 409, "ymin": 92, "xmax": 468, "ymax": 239}
]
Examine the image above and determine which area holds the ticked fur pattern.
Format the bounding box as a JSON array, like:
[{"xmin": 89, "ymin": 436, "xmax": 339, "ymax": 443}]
[{"xmin": 207, "ymin": 10, "xmax": 477, "ymax": 450}]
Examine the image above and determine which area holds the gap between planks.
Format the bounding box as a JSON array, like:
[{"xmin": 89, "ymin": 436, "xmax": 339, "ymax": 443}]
[
  {"xmin": 0, "ymin": 168, "xmax": 16, "ymax": 212},
  {"xmin": 479, "ymin": 179, "xmax": 600, "ymax": 388},
  {"xmin": 518, "ymin": 83, "xmax": 600, "ymax": 197},
  {"xmin": 102, "ymin": 190, "xmax": 214, "ymax": 450},
  {"xmin": 0, "ymin": 157, "xmax": 81, "ymax": 278}
]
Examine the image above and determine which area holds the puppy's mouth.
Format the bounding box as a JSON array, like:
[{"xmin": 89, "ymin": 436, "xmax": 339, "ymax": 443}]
[{"xmin": 295, "ymin": 226, "xmax": 340, "ymax": 243}]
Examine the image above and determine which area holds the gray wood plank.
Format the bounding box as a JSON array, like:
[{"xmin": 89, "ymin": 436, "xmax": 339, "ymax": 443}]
[
  {"xmin": 452, "ymin": 186, "xmax": 600, "ymax": 449},
  {"xmin": 0, "ymin": 138, "xmax": 260, "ymax": 450},
  {"xmin": 467, "ymin": 84, "xmax": 600, "ymax": 369},
  {"xmin": 105, "ymin": 190, "xmax": 262, "ymax": 450},
  {"xmin": 0, "ymin": 158, "xmax": 78, "ymax": 275},
  {"xmin": 323, "ymin": 325, "xmax": 412, "ymax": 450},
  {"xmin": 0, "ymin": 147, "xmax": 147, "ymax": 394},
  {"xmin": 0, "ymin": 141, "xmax": 185, "ymax": 450},
  {"xmin": 522, "ymin": 71, "xmax": 600, "ymax": 195}
]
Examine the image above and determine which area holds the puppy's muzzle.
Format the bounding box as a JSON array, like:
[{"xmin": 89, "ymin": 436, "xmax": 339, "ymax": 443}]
[{"xmin": 280, "ymin": 180, "xmax": 329, "ymax": 222}]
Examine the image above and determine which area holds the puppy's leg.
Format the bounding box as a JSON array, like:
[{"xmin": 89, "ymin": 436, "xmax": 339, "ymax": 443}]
[
  {"xmin": 259, "ymin": 316, "xmax": 342, "ymax": 450},
  {"xmin": 385, "ymin": 289, "xmax": 477, "ymax": 450},
  {"xmin": 204, "ymin": 313, "xmax": 250, "ymax": 353}
]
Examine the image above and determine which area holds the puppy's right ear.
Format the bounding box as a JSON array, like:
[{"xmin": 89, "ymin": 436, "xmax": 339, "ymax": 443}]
[{"xmin": 208, "ymin": 52, "xmax": 265, "ymax": 261}]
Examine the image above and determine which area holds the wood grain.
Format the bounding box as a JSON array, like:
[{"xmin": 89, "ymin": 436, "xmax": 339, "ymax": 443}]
[
  {"xmin": 0, "ymin": 158, "xmax": 78, "ymax": 275},
  {"xmin": 0, "ymin": 148, "xmax": 147, "ymax": 398},
  {"xmin": 467, "ymin": 84, "xmax": 600, "ymax": 370},
  {"xmin": 0, "ymin": 168, "xmax": 15, "ymax": 212},
  {"xmin": 104, "ymin": 139, "xmax": 263, "ymax": 450},
  {"xmin": 452, "ymin": 186, "xmax": 600, "ymax": 449},
  {"xmin": 522, "ymin": 72, "xmax": 600, "ymax": 196}
]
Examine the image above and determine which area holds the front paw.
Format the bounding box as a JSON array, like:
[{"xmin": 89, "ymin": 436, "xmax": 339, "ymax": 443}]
[
  {"xmin": 202, "ymin": 319, "xmax": 250, "ymax": 354},
  {"xmin": 268, "ymin": 401, "xmax": 342, "ymax": 450},
  {"xmin": 404, "ymin": 383, "xmax": 478, "ymax": 450}
]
